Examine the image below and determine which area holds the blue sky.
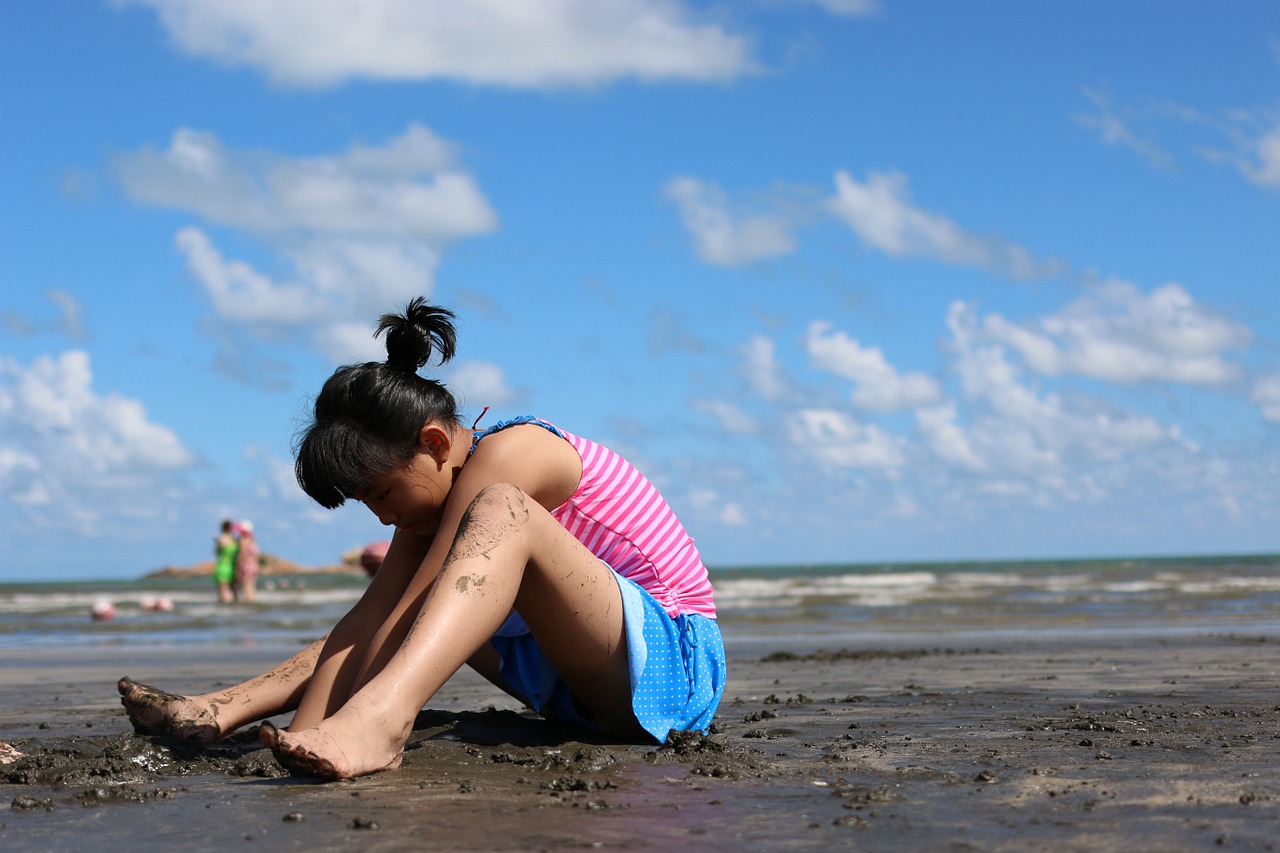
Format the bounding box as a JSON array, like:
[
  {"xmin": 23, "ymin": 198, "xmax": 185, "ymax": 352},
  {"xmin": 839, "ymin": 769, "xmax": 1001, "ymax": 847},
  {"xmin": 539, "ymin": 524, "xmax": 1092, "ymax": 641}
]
[{"xmin": 2, "ymin": 0, "xmax": 1278, "ymax": 581}]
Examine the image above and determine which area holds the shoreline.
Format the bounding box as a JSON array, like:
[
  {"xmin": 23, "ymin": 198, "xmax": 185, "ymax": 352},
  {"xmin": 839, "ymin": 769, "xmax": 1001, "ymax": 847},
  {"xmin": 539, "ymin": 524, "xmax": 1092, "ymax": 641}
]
[{"xmin": 3, "ymin": 629, "xmax": 1279, "ymax": 851}]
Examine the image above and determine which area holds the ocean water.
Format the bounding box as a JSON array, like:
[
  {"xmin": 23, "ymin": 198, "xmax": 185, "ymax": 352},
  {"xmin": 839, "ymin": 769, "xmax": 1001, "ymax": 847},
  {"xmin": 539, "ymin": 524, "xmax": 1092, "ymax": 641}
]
[
  {"xmin": 1, "ymin": 555, "xmax": 1278, "ymax": 656},
  {"xmin": 712, "ymin": 554, "xmax": 1280, "ymax": 652}
]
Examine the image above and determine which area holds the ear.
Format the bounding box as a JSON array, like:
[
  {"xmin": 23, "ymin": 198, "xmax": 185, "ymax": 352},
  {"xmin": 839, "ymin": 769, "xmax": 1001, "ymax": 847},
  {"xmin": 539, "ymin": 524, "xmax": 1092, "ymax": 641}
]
[{"xmin": 417, "ymin": 423, "xmax": 452, "ymax": 465}]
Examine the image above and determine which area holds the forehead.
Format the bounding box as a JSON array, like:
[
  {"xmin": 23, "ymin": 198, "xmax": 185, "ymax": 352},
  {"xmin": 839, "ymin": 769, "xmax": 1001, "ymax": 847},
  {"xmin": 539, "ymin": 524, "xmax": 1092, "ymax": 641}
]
[
  {"xmin": 352, "ymin": 467, "xmax": 397, "ymax": 500},
  {"xmin": 352, "ymin": 457, "xmax": 423, "ymax": 500}
]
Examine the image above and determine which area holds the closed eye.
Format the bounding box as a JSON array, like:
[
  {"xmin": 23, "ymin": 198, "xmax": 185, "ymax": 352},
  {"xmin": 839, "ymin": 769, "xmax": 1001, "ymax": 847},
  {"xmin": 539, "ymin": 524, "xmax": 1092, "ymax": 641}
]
[{"xmin": 355, "ymin": 485, "xmax": 391, "ymax": 504}]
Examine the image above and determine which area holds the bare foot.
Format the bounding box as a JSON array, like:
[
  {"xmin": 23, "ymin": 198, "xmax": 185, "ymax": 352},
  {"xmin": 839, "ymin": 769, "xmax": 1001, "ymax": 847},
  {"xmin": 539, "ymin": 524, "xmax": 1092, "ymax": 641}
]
[
  {"xmin": 0, "ymin": 741, "xmax": 23, "ymax": 765},
  {"xmin": 261, "ymin": 717, "xmax": 404, "ymax": 781},
  {"xmin": 117, "ymin": 677, "xmax": 223, "ymax": 744}
]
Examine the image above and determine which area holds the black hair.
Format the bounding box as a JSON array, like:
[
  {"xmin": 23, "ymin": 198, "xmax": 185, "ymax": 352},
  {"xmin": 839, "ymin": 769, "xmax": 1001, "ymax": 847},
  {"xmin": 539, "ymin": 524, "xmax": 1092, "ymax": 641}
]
[{"xmin": 294, "ymin": 297, "xmax": 459, "ymax": 509}]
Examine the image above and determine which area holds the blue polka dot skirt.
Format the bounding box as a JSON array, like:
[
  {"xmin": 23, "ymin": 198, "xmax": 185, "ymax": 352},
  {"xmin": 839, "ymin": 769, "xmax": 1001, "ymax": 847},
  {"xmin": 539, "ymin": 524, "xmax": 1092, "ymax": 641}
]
[{"xmin": 490, "ymin": 573, "xmax": 727, "ymax": 742}]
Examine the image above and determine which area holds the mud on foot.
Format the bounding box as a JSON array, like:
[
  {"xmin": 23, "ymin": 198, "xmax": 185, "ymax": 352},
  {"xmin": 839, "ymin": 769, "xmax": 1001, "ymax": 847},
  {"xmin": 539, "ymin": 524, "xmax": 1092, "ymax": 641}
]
[{"xmin": 117, "ymin": 677, "xmax": 223, "ymax": 744}]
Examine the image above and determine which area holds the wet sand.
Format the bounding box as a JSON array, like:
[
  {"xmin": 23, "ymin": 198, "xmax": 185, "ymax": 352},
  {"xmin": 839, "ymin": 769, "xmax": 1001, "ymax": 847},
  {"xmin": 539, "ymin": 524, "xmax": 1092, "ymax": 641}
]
[{"xmin": 2, "ymin": 631, "xmax": 1278, "ymax": 851}]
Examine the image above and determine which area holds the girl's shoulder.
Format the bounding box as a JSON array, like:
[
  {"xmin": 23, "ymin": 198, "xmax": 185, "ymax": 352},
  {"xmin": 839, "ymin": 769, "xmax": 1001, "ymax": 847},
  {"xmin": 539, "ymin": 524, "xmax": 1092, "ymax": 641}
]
[
  {"xmin": 471, "ymin": 415, "xmax": 565, "ymax": 445},
  {"xmin": 470, "ymin": 417, "xmax": 571, "ymax": 459},
  {"xmin": 466, "ymin": 417, "xmax": 581, "ymax": 508}
]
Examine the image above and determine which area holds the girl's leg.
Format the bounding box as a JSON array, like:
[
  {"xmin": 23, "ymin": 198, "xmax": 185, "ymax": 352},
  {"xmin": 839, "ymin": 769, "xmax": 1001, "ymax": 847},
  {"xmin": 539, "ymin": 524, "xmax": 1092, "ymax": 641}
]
[
  {"xmin": 118, "ymin": 637, "xmax": 326, "ymax": 743},
  {"xmin": 264, "ymin": 483, "xmax": 636, "ymax": 780},
  {"xmin": 281, "ymin": 534, "xmax": 433, "ymax": 730},
  {"xmin": 119, "ymin": 534, "xmax": 435, "ymax": 740}
]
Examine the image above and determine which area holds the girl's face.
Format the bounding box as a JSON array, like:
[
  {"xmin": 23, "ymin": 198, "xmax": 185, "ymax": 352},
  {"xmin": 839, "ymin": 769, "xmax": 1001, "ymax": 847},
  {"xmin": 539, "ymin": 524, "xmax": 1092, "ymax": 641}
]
[{"xmin": 355, "ymin": 426, "xmax": 457, "ymax": 536}]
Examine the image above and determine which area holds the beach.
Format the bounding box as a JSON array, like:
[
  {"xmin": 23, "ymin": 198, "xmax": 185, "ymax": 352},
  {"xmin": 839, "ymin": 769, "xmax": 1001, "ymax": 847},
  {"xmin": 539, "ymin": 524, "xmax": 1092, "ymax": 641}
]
[{"xmin": 2, "ymin": 558, "xmax": 1279, "ymax": 850}]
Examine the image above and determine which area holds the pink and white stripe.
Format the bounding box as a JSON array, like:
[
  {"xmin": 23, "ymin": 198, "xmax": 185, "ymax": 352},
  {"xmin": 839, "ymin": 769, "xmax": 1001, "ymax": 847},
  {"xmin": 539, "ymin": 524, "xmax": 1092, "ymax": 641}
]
[{"xmin": 552, "ymin": 428, "xmax": 717, "ymax": 619}]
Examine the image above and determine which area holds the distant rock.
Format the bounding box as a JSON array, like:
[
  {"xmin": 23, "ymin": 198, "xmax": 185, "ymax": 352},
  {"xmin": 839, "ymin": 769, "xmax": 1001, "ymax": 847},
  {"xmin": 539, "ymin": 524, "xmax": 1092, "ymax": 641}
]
[{"xmin": 146, "ymin": 552, "xmax": 356, "ymax": 578}]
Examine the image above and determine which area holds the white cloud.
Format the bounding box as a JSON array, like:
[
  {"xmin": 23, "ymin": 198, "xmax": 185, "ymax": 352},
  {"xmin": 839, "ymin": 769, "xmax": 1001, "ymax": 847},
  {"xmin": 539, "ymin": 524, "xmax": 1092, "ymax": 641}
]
[
  {"xmin": 827, "ymin": 170, "xmax": 1063, "ymax": 279},
  {"xmin": 914, "ymin": 403, "xmax": 984, "ymax": 472},
  {"xmin": 1074, "ymin": 87, "xmax": 1175, "ymax": 170},
  {"xmin": 0, "ymin": 447, "xmax": 42, "ymax": 506},
  {"xmin": 692, "ymin": 399, "xmax": 759, "ymax": 434},
  {"xmin": 445, "ymin": 360, "xmax": 517, "ymax": 409},
  {"xmin": 1197, "ymin": 108, "xmax": 1280, "ymax": 193},
  {"xmin": 116, "ymin": 125, "xmax": 496, "ymax": 239},
  {"xmin": 1253, "ymin": 371, "xmax": 1280, "ymax": 423},
  {"xmin": 46, "ymin": 290, "xmax": 87, "ymax": 341},
  {"xmin": 286, "ymin": 239, "xmax": 441, "ymax": 314},
  {"xmin": 648, "ymin": 309, "xmax": 710, "ymax": 355},
  {"xmin": 668, "ymin": 169, "xmax": 1062, "ymax": 277},
  {"xmin": 980, "ymin": 279, "xmax": 1250, "ymax": 385},
  {"xmin": 1237, "ymin": 122, "xmax": 1280, "ymax": 191},
  {"xmin": 664, "ymin": 176, "xmax": 797, "ymax": 266},
  {"xmin": 788, "ymin": 408, "xmax": 906, "ymax": 469},
  {"xmin": 312, "ymin": 321, "xmax": 387, "ymax": 365},
  {"xmin": 718, "ymin": 502, "xmax": 747, "ymax": 525},
  {"xmin": 688, "ymin": 488, "xmax": 747, "ymax": 526},
  {"xmin": 117, "ymin": 126, "xmax": 494, "ymax": 356},
  {"xmin": 0, "ymin": 351, "xmax": 194, "ymax": 522},
  {"xmin": 730, "ymin": 291, "xmax": 1256, "ymax": 517},
  {"xmin": 2, "ymin": 291, "xmax": 89, "ymax": 341},
  {"xmin": 806, "ymin": 321, "xmax": 942, "ymax": 412},
  {"xmin": 175, "ymin": 228, "xmax": 330, "ymax": 326},
  {"xmin": 742, "ymin": 335, "xmax": 788, "ymax": 402},
  {"xmin": 262, "ymin": 454, "xmax": 314, "ymax": 507},
  {"xmin": 805, "ymin": 0, "xmax": 879, "ymax": 15},
  {"xmin": 942, "ymin": 301, "xmax": 1173, "ymax": 481},
  {"xmin": 118, "ymin": 0, "xmax": 754, "ymax": 88},
  {"xmin": 1085, "ymin": 89, "xmax": 1280, "ymax": 195}
]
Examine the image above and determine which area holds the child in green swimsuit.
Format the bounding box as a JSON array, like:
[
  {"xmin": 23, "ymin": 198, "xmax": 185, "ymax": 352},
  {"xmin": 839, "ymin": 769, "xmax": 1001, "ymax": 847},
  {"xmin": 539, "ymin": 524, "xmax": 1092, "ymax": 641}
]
[{"xmin": 213, "ymin": 519, "xmax": 238, "ymax": 604}]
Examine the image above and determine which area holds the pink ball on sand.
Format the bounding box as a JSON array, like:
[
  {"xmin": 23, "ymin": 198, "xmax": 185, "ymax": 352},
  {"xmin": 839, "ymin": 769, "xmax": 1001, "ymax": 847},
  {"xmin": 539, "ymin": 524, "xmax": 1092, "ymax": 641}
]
[
  {"xmin": 90, "ymin": 600, "xmax": 116, "ymax": 622},
  {"xmin": 360, "ymin": 540, "xmax": 392, "ymax": 577}
]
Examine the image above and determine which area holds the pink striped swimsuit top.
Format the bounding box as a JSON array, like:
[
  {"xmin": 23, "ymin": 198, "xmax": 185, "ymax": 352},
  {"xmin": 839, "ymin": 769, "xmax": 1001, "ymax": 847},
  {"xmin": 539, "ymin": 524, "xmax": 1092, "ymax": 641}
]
[{"xmin": 471, "ymin": 416, "xmax": 717, "ymax": 619}]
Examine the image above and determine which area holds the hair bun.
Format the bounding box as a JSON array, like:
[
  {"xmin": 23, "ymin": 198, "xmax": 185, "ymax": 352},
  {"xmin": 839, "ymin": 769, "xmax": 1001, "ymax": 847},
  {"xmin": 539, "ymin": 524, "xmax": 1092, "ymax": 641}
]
[{"xmin": 376, "ymin": 297, "xmax": 457, "ymax": 374}]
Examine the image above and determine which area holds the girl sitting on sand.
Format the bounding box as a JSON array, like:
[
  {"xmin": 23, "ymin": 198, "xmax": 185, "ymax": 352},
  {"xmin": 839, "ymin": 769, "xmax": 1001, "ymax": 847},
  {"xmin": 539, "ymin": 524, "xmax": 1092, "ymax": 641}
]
[{"xmin": 118, "ymin": 298, "xmax": 726, "ymax": 780}]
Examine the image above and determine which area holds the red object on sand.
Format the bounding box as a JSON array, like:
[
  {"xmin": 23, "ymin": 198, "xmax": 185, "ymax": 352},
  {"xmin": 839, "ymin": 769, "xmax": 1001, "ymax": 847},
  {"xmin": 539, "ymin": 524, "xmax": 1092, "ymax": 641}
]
[{"xmin": 360, "ymin": 540, "xmax": 392, "ymax": 577}]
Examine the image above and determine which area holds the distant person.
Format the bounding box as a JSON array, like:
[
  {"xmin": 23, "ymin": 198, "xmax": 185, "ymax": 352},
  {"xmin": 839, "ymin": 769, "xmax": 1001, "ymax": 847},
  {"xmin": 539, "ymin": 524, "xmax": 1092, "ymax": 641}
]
[
  {"xmin": 119, "ymin": 298, "xmax": 724, "ymax": 781},
  {"xmin": 235, "ymin": 520, "xmax": 261, "ymax": 603},
  {"xmin": 213, "ymin": 519, "xmax": 238, "ymax": 604},
  {"xmin": 360, "ymin": 540, "xmax": 391, "ymax": 577}
]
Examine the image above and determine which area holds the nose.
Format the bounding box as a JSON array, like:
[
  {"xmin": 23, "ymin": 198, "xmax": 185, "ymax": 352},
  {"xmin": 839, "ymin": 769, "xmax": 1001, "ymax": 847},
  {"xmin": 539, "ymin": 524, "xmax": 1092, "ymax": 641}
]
[{"xmin": 363, "ymin": 501, "xmax": 396, "ymax": 527}]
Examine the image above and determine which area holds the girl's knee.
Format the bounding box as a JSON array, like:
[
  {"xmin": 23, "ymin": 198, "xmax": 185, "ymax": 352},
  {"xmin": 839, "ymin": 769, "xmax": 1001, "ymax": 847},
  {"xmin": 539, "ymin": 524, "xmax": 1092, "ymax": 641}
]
[
  {"xmin": 449, "ymin": 483, "xmax": 533, "ymax": 560},
  {"xmin": 465, "ymin": 482, "xmax": 529, "ymax": 520}
]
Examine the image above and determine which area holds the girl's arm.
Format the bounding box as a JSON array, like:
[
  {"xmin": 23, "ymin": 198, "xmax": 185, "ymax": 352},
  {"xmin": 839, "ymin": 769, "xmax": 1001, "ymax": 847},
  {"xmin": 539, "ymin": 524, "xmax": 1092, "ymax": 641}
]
[
  {"xmin": 419, "ymin": 423, "xmax": 580, "ymax": 586},
  {"xmin": 292, "ymin": 423, "xmax": 580, "ymax": 724},
  {"xmin": 341, "ymin": 424, "xmax": 580, "ymax": 690}
]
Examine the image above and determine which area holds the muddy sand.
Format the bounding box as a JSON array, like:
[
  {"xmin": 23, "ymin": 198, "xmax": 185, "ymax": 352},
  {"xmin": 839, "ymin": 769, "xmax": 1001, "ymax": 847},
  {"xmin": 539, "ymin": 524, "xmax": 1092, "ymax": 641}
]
[{"xmin": 2, "ymin": 631, "xmax": 1278, "ymax": 851}]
